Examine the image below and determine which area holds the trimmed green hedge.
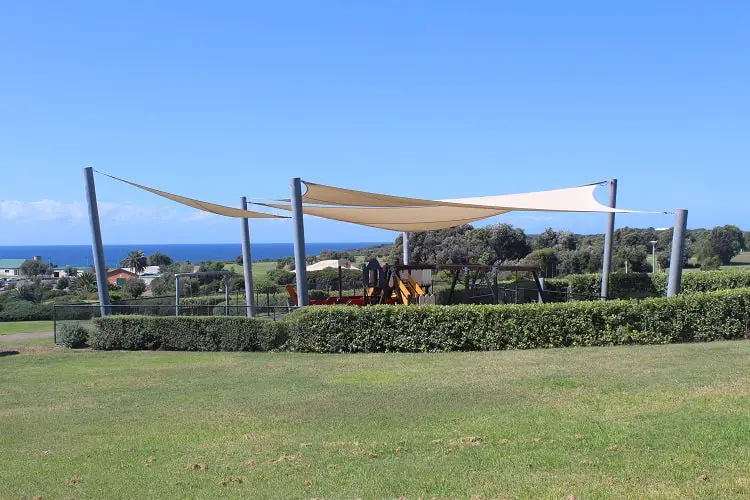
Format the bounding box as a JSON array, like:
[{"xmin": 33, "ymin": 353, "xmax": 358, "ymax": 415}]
[
  {"xmin": 90, "ymin": 316, "xmax": 287, "ymax": 351},
  {"xmin": 91, "ymin": 288, "xmax": 750, "ymax": 352},
  {"xmin": 545, "ymin": 270, "xmax": 750, "ymax": 300}
]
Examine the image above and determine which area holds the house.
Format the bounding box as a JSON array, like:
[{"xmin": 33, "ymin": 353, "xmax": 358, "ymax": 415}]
[
  {"xmin": 0, "ymin": 259, "xmax": 25, "ymax": 277},
  {"xmin": 107, "ymin": 268, "xmax": 139, "ymax": 286}
]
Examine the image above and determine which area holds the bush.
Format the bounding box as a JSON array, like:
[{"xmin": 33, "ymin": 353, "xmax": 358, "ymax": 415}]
[
  {"xmin": 547, "ymin": 270, "xmax": 750, "ymax": 300},
  {"xmin": 56, "ymin": 277, "xmax": 70, "ymax": 290},
  {"xmin": 60, "ymin": 323, "xmax": 89, "ymax": 348},
  {"xmin": 91, "ymin": 288, "xmax": 750, "ymax": 352},
  {"xmin": 123, "ymin": 278, "xmax": 147, "ymax": 298},
  {"xmin": 91, "ymin": 316, "xmax": 287, "ymax": 351},
  {"xmin": 0, "ymin": 300, "xmax": 52, "ymax": 321}
]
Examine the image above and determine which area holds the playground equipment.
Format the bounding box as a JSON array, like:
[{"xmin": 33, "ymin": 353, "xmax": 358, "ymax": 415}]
[{"xmin": 284, "ymin": 259, "xmax": 547, "ymax": 307}]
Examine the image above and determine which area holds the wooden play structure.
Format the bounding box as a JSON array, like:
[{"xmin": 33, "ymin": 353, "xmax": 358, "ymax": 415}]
[{"xmin": 285, "ymin": 259, "xmax": 547, "ymax": 307}]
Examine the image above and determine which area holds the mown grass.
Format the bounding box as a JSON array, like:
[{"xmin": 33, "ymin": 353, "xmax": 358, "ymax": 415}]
[
  {"xmin": 224, "ymin": 260, "xmax": 277, "ymax": 281},
  {"xmin": 1, "ymin": 342, "xmax": 749, "ymax": 498},
  {"xmin": 0, "ymin": 320, "xmax": 53, "ymax": 335}
]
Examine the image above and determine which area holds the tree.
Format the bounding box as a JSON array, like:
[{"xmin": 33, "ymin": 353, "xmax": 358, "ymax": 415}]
[
  {"xmin": 147, "ymin": 252, "xmax": 173, "ymax": 267},
  {"xmin": 21, "ymin": 259, "xmax": 51, "ymax": 277},
  {"xmin": 56, "ymin": 277, "xmax": 70, "ymax": 290},
  {"xmin": 235, "ymin": 255, "xmax": 243, "ymax": 265},
  {"xmin": 15, "ymin": 282, "xmax": 44, "ymax": 303},
  {"xmin": 72, "ymin": 272, "xmax": 97, "ymax": 293},
  {"xmin": 698, "ymin": 225, "xmax": 745, "ymax": 265},
  {"xmin": 613, "ymin": 245, "xmax": 649, "ymax": 273},
  {"xmin": 523, "ymin": 248, "xmax": 559, "ymax": 277},
  {"xmin": 121, "ymin": 250, "xmax": 147, "ymax": 274},
  {"xmin": 64, "ymin": 266, "xmax": 78, "ymax": 277},
  {"xmin": 149, "ymin": 277, "xmax": 169, "ymax": 296},
  {"xmin": 123, "ymin": 278, "xmax": 147, "ymax": 298}
]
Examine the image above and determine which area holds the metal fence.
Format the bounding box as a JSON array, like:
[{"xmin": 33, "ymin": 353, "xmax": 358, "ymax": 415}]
[{"xmin": 53, "ymin": 303, "xmax": 297, "ymax": 344}]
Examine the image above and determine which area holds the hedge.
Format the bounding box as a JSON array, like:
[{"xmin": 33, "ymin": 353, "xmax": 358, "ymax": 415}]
[
  {"xmin": 544, "ymin": 270, "xmax": 750, "ymax": 300},
  {"xmin": 90, "ymin": 288, "xmax": 750, "ymax": 352}
]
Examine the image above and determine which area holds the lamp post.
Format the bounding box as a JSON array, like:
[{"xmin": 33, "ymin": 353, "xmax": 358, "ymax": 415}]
[{"xmin": 650, "ymin": 240, "xmax": 658, "ymax": 273}]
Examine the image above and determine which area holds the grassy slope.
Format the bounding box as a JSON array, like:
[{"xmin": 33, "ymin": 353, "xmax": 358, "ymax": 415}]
[
  {"xmin": 224, "ymin": 261, "xmax": 277, "ymax": 281},
  {"xmin": 0, "ymin": 320, "xmax": 53, "ymax": 335},
  {"xmin": 1, "ymin": 342, "xmax": 750, "ymax": 498}
]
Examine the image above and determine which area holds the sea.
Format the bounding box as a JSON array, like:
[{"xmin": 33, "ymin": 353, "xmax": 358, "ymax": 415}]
[{"xmin": 0, "ymin": 243, "xmax": 387, "ymax": 268}]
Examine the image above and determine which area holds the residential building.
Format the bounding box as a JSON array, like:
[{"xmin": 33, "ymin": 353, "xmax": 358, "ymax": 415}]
[
  {"xmin": 107, "ymin": 268, "xmax": 139, "ymax": 286},
  {"xmin": 0, "ymin": 259, "xmax": 25, "ymax": 277}
]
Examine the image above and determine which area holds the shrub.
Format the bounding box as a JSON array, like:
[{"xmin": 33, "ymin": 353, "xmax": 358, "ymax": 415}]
[
  {"xmin": 123, "ymin": 278, "xmax": 147, "ymax": 298},
  {"xmin": 91, "ymin": 288, "xmax": 750, "ymax": 352},
  {"xmin": 547, "ymin": 270, "xmax": 750, "ymax": 300},
  {"xmin": 0, "ymin": 300, "xmax": 52, "ymax": 321},
  {"xmin": 90, "ymin": 316, "xmax": 287, "ymax": 351},
  {"xmin": 56, "ymin": 277, "xmax": 70, "ymax": 290},
  {"xmin": 60, "ymin": 323, "xmax": 89, "ymax": 348}
]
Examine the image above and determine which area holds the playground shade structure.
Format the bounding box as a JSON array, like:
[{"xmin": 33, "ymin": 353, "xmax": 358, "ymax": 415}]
[{"xmin": 264, "ymin": 180, "xmax": 653, "ymax": 231}]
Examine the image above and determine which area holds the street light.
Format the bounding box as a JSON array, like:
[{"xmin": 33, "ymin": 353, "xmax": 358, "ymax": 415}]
[{"xmin": 650, "ymin": 240, "xmax": 658, "ymax": 273}]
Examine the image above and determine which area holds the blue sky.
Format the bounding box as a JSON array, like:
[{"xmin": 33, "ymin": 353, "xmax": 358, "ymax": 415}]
[{"xmin": 1, "ymin": 1, "xmax": 748, "ymax": 245}]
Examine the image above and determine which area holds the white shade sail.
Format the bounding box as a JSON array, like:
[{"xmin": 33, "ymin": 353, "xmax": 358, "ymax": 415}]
[
  {"xmin": 299, "ymin": 180, "xmax": 641, "ymax": 213},
  {"xmin": 97, "ymin": 172, "xmax": 286, "ymax": 219},
  {"xmin": 260, "ymin": 203, "xmax": 510, "ymax": 231}
]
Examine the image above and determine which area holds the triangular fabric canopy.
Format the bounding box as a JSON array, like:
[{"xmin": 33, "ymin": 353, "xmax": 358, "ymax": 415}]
[
  {"xmin": 97, "ymin": 172, "xmax": 286, "ymax": 219},
  {"xmin": 261, "ymin": 179, "xmax": 658, "ymax": 232},
  {"xmin": 298, "ymin": 181, "xmax": 639, "ymax": 213},
  {"xmin": 260, "ymin": 203, "xmax": 510, "ymax": 231}
]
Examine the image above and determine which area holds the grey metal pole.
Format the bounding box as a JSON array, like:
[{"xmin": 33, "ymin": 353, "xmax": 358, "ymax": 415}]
[
  {"xmin": 83, "ymin": 167, "xmax": 111, "ymax": 316},
  {"xmin": 600, "ymin": 179, "xmax": 617, "ymax": 300},
  {"xmin": 225, "ymin": 275, "xmax": 230, "ymax": 316},
  {"xmin": 667, "ymin": 209, "xmax": 688, "ymax": 297},
  {"xmin": 175, "ymin": 275, "xmax": 180, "ymax": 316},
  {"xmin": 291, "ymin": 177, "xmax": 309, "ymax": 306},
  {"xmin": 402, "ymin": 232, "xmax": 410, "ymax": 264},
  {"xmin": 240, "ymin": 197, "xmax": 256, "ymax": 317},
  {"xmin": 652, "ymin": 243, "xmax": 656, "ymax": 273}
]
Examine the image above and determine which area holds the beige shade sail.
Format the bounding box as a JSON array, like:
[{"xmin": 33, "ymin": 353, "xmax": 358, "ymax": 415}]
[
  {"xmin": 97, "ymin": 172, "xmax": 287, "ymax": 219},
  {"xmin": 260, "ymin": 203, "xmax": 510, "ymax": 231},
  {"xmin": 298, "ymin": 180, "xmax": 643, "ymax": 213}
]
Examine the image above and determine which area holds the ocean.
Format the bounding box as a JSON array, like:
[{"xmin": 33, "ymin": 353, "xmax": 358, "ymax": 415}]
[{"xmin": 0, "ymin": 243, "xmax": 388, "ymax": 268}]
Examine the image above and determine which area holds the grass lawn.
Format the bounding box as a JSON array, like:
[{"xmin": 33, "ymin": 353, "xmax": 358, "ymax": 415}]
[
  {"xmin": 0, "ymin": 320, "xmax": 53, "ymax": 335},
  {"xmin": 224, "ymin": 261, "xmax": 277, "ymax": 282},
  {"xmin": 1, "ymin": 342, "xmax": 749, "ymax": 498}
]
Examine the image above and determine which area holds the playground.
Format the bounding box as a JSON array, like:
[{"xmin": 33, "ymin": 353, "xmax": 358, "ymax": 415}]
[{"xmin": 1, "ymin": 340, "xmax": 748, "ymax": 498}]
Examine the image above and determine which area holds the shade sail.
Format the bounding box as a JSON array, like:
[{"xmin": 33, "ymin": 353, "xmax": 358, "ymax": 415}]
[
  {"xmin": 97, "ymin": 172, "xmax": 286, "ymax": 219},
  {"xmin": 260, "ymin": 203, "xmax": 510, "ymax": 231},
  {"xmin": 299, "ymin": 181, "xmax": 639, "ymax": 213}
]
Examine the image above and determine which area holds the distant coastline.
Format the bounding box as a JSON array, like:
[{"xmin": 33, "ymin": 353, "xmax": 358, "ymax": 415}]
[{"xmin": 0, "ymin": 242, "xmax": 388, "ymax": 268}]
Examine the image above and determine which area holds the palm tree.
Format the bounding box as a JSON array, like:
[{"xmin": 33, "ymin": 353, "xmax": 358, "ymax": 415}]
[
  {"xmin": 121, "ymin": 250, "xmax": 147, "ymax": 275},
  {"xmin": 72, "ymin": 272, "xmax": 97, "ymax": 293}
]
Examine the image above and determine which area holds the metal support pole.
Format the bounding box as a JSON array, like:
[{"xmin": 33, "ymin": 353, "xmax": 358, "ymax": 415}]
[
  {"xmin": 402, "ymin": 232, "xmax": 410, "ymax": 265},
  {"xmin": 291, "ymin": 177, "xmax": 309, "ymax": 306},
  {"xmin": 83, "ymin": 167, "xmax": 111, "ymax": 316},
  {"xmin": 338, "ymin": 265, "xmax": 343, "ymax": 299},
  {"xmin": 225, "ymin": 275, "xmax": 230, "ymax": 316},
  {"xmin": 600, "ymin": 179, "xmax": 617, "ymax": 300},
  {"xmin": 240, "ymin": 197, "xmax": 256, "ymax": 317},
  {"xmin": 175, "ymin": 275, "xmax": 181, "ymax": 316},
  {"xmin": 667, "ymin": 209, "xmax": 688, "ymax": 297}
]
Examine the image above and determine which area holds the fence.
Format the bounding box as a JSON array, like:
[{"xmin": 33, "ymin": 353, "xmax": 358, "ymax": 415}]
[{"xmin": 53, "ymin": 303, "xmax": 297, "ymax": 344}]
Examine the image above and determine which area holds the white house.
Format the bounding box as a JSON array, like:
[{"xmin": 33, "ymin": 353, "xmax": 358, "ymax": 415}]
[{"xmin": 0, "ymin": 259, "xmax": 25, "ymax": 277}]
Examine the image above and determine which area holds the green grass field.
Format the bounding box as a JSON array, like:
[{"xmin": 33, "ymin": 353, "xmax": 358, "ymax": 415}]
[
  {"xmin": 0, "ymin": 320, "xmax": 53, "ymax": 335},
  {"xmin": 224, "ymin": 260, "xmax": 277, "ymax": 281},
  {"xmin": 1, "ymin": 342, "xmax": 749, "ymax": 498}
]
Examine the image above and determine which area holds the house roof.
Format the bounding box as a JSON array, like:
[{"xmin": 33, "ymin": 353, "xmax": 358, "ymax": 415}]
[
  {"xmin": 0, "ymin": 259, "xmax": 26, "ymax": 269},
  {"xmin": 107, "ymin": 268, "xmax": 138, "ymax": 277}
]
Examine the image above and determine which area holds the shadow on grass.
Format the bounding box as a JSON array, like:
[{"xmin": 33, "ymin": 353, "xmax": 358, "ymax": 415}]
[{"xmin": 0, "ymin": 350, "xmax": 20, "ymax": 357}]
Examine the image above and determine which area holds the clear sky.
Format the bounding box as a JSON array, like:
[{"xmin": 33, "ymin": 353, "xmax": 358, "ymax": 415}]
[{"xmin": 1, "ymin": 1, "xmax": 748, "ymax": 245}]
